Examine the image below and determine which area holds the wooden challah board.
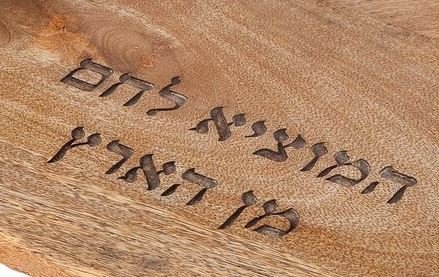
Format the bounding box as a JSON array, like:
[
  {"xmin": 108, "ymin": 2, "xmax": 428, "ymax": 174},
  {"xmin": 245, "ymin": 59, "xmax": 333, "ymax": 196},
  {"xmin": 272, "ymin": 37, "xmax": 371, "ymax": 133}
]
[{"xmin": 0, "ymin": 0, "xmax": 438, "ymax": 276}]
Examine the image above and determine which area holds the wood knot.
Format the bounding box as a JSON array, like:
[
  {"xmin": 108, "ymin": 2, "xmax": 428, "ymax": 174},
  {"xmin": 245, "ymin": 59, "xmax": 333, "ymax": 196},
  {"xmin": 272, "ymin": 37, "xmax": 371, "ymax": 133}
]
[{"xmin": 46, "ymin": 15, "xmax": 67, "ymax": 34}]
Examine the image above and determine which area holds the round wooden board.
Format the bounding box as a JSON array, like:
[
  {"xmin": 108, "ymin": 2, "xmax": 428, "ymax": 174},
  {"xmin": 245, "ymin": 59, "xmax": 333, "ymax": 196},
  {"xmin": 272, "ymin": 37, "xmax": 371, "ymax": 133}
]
[{"xmin": 0, "ymin": 0, "xmax": 438, "ymax": 276}]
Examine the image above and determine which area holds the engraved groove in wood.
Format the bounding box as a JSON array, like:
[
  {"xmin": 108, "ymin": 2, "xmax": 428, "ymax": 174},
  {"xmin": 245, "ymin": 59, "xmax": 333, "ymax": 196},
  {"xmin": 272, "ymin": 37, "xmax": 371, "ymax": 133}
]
[{"xmin": 61, "ymin": 59, "xmax": 114, "ymax": 92}]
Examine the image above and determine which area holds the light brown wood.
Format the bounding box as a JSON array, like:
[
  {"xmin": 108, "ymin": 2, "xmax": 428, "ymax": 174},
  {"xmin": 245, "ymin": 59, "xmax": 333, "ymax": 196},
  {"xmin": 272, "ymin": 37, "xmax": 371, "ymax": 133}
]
[
  {"xmin": 0, "ymin": 0, "xmax": 438, "ymax": 276},
  {"xmin": 326, "ymin": 0, "xmax": 439, "ymax": 39}
]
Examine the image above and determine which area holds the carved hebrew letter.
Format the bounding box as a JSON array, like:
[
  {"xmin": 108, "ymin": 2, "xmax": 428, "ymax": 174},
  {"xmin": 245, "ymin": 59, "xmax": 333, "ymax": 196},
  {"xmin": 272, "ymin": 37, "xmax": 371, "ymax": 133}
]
[
  {"xmin": 190, "ymin": 107, "xmax": 246, "ymax": 141},
  {"xmin": 48, "ymin": 127, "xmax": 102, "ymax": 163},
  {"xmin": 245, "ymin": 199, "xmax": 300, "ymax": 237},
  {"xmin": 361, "ymin": 166, "xmax": 417, "ymax": 204},
  {"xmin": 100, "ymin": 73, "xmax": 154, "ymax": 106},
  {"xmin": 253, "ymin": 129, "xmax": 306, "ymax": 162},
  {"xmin": 162, "ymin": 168, "xmax": 219, "ymax": 205},
  {"xmin": 118, "ymin": 154, "xmax": 176, "ymax": 191},
  {"xmin": 61, "ymin": 58, "xmax": 113, "ymax": 91},
  {"xmin": 147, "ymin": 76, "xmax": 188, "ymax": 115},
  {"xmin": 245, "ymin": 120, "xmax": 267, "ymax": 138},
  {"xmin": 317, "ymin": 150, "xmax": 350, "ymax": 176},
  {"xmin": 218, "ymin": 190, "xmax": 258, "ymax": 229},
  {"xmin": 317, "ymin": 151, "xmax": 370, "ymax": 187},
  {"xmin": 105, "ymin": 140, "xmax": 134, "ymax": 174},
  {"xmin": 300, "ymin": 142, "xmax": 328, "ymax": 171}
]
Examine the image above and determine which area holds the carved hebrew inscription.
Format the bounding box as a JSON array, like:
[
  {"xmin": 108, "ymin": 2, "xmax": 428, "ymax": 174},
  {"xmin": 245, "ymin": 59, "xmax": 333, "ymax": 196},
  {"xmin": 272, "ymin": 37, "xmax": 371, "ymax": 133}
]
[
  {"xmin": 48, "ymin": 127, "xmax": 298, "ymax": 238},
  {"xmin": 59, "ymin": 58, "xmax": 419, "ymax": 205},
  {"xmin": 219, "ymin": 191, "xmax": 300, "ymax": 237},
  {"xmin": 189, "ymin": 106, "xmax": 417, "ymax": 204},
  {"xmin": 48, "ymin": 127, "xmax": 101, "ymax": 163},
  {"xmin": 50, "ymin": 58, "xmax": 421, "ymax": 240},
  {"xmin": 61, "ymin": 59, "xmax": 188, "ymax": 115},
  {"xmin": 61, "ymin": 58, "xmax": 113, "ymax": 91},
  {"xmin": 99, "ymin": 73, "xmax": 154, "ymax": 106}
]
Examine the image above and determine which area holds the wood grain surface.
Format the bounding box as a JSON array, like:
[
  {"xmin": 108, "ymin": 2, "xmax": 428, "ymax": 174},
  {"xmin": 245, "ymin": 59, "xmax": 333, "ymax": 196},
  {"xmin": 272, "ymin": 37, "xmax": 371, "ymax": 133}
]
[
  {"xmin": 326, "ymin": 0, "xmax": 439, "ymax": 39},
  {"xmin": 0, "ymin": 0, "xmax": 438, "ymax": 276}
]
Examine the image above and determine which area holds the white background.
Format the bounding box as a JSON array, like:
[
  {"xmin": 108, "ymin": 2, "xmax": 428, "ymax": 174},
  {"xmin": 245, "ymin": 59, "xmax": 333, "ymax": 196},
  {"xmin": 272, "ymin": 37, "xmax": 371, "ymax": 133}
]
[{"xmin": 0, "ymin": 264, "xmax": 28, "ymax": 276}]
